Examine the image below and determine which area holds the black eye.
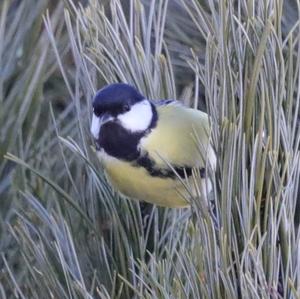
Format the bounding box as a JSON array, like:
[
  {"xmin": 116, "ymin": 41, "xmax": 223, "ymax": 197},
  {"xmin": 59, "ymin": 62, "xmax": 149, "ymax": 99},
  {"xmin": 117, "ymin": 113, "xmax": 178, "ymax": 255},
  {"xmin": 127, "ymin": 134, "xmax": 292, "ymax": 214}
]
[
  {"xmin": 93, "ymin": 107, "xmax": 102, "ymax": 117},
  {"xmin": 122, "ymin": 104, "xmax": 130, "ymax": 112}
]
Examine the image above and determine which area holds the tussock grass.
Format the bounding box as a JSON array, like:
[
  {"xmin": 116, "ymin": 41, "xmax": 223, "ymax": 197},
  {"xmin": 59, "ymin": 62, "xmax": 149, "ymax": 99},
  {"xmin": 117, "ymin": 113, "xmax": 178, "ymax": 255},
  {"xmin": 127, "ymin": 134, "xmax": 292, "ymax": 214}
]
[{"xmin": 1, "ymin": 0, "xmax": 299, "ymax": 298}]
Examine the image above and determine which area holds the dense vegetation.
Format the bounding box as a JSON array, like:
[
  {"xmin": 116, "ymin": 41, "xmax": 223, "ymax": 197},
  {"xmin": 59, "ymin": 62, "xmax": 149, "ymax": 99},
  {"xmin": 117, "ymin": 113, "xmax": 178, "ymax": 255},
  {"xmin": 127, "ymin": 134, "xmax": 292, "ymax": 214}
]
[{"xmin": 0, "ymin": 0, "xmax": 299, "ymax": 298}]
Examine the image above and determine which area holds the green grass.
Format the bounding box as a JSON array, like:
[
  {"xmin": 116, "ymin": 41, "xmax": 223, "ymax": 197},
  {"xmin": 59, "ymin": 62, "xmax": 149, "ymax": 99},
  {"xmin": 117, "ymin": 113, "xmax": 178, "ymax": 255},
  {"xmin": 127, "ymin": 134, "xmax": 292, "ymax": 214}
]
[{"xmin": 1, "ymin": 0, "xmax": 299, "ymax": 298}]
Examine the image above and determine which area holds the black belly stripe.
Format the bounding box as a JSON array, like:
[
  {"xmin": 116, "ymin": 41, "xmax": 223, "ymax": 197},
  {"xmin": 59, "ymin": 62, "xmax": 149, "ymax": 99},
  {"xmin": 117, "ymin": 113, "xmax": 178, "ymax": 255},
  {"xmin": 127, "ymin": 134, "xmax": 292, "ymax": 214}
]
[{"xmin": 136, "ymin": 154, "xmax": 205, "ymax": 179}]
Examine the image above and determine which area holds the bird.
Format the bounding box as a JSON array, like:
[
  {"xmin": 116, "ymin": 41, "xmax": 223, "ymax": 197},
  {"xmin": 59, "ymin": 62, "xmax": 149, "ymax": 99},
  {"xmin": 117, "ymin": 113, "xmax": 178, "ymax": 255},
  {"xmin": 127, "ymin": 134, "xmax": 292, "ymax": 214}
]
[{"xmin": 90, "ymin": 83, "xmax": 216, "ymax": 207}]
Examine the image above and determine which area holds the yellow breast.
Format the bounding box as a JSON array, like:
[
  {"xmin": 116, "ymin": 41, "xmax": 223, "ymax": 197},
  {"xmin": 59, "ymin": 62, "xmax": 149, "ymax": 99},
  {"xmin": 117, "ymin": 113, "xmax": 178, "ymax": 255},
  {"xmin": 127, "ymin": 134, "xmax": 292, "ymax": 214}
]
[{"xmin": 98, "ymin": 151, "xmax": 190, "ymax": 207}]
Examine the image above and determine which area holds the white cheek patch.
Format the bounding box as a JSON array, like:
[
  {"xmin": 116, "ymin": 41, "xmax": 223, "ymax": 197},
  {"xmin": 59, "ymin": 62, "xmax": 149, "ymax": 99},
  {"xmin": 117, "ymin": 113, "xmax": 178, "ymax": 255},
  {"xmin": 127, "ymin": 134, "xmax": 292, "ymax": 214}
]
[
  {"xmin": 118, "ymin": 99, "xmax": 153, "ymax": 132},
  {"xmin": 91, "ymin": 114, "xmax": 101, "ymax": 139}
]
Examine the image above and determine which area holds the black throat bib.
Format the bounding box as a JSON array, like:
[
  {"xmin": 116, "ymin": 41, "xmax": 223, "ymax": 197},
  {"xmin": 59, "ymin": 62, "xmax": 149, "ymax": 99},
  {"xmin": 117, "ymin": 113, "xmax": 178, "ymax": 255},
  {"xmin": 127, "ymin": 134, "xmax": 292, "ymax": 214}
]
[{"xmin": 98, "ymin": 103, "xmax": 157, "ymax": 161}]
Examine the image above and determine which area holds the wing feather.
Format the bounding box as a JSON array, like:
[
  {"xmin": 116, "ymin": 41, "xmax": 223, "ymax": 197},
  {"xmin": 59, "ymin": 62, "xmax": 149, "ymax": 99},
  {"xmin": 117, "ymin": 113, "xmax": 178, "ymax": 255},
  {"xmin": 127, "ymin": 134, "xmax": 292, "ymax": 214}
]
[{"xmin": 140, "ymin": 104, "xmax": 215, "ymax": 170}]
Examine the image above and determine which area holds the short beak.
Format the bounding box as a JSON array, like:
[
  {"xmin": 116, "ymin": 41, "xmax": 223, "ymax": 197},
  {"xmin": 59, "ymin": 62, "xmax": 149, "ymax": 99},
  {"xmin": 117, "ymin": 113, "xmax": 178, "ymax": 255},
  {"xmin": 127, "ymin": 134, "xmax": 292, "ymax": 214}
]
[{"xmin": 90, "ymin": 113, "xmax": 111, "ymax": 140}]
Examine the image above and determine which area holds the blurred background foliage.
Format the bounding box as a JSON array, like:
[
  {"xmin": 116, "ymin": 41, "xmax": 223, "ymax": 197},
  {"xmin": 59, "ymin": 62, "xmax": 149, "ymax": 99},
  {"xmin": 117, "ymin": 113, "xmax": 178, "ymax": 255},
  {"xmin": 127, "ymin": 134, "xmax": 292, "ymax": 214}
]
[{"xmin": 0, "ymin": 0, "xmax": 299, "ymax": 298}]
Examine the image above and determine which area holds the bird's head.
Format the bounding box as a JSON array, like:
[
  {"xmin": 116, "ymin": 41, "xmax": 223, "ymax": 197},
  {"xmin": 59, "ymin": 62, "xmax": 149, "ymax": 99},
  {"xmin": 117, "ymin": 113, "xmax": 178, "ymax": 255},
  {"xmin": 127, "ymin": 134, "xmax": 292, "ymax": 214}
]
[{"xmin": 91, "ymin": 83, "xmax": 156, "ymax": 145}]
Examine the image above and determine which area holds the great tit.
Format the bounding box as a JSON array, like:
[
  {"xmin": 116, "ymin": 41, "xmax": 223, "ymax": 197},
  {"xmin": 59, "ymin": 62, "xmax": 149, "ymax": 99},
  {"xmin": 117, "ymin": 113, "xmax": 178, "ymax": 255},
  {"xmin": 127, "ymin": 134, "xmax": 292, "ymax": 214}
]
[{"xmin": 91, "ymin": 83, "xmax": 216, "ymax": 207}]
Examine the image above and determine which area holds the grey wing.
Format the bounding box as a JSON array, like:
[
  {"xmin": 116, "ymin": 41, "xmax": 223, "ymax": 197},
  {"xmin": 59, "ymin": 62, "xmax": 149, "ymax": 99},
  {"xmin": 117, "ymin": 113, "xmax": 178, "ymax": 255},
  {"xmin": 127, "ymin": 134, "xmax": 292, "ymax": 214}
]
[{"xmin": 151, "ymin": 99, "xmax": 183, "ymax": 107}]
